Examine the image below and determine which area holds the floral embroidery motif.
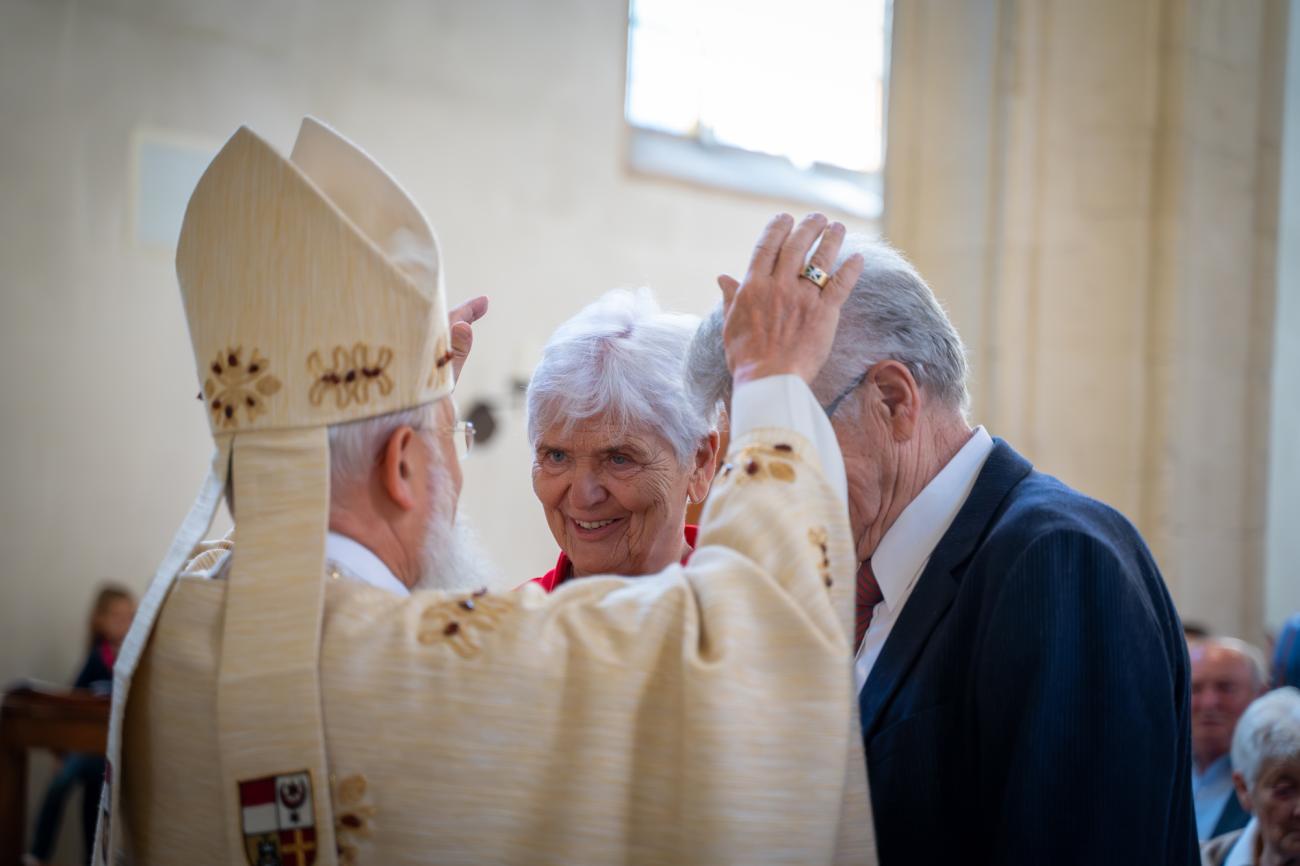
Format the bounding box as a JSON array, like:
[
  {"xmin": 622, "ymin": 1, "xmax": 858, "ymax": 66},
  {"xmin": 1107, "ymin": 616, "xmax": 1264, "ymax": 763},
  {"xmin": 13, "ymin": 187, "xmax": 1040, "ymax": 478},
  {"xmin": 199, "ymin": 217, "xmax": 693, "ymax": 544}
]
[
  {"xmin": 809, "ymin": 527, "xmax": 833, "ymax": 588},
  {"xmin": 426, "ymin": 335, "xmax": 454, "ymax": 388},
  {"xmin": 203, "ymin": 347, "xmax": 282, "ymax": 427},
  {"xmin": 332, "ymin": 773, "xmax": 376, "ymax": 866},
  {"xmin": 417, "ymin": 588, "xmax": 512, "ymax": 658},
  {"xmin": 728, "ymin": 444, "xmax": 798, "ymax": 485},
  {"xmin": 307, "ymin": 344, "xmax": 394, "ymax": 409}
]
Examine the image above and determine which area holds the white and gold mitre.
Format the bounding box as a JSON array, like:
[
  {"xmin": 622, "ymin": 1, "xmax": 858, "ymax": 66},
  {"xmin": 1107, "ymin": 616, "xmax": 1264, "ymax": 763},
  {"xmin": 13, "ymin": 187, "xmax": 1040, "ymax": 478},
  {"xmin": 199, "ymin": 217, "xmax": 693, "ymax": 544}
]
[
  {"xmin": 181, "ymin": 117, "xmax": 455, "ymax": 433},
  {"xmin": 95, "ymin": 118, "xmax": 457, "ymax": 866}
]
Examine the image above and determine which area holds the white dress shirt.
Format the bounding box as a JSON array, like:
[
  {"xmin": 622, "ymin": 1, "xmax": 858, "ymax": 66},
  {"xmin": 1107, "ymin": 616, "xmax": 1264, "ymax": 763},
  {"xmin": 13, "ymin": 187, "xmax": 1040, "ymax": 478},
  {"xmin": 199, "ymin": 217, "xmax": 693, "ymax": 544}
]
[
  {"xmin": 854, "ymin": 426, "xmax": 994, "ymax": 692},
  {"xmin": 326, "ymin": 531, "xmax": 410, "ymax": 596}
]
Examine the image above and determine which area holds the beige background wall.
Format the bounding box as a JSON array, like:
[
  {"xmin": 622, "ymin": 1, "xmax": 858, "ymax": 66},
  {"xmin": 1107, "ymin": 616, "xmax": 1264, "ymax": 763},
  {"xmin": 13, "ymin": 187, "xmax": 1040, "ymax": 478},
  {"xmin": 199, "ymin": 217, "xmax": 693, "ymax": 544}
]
[
  {"xmin": 1266, "ymin": 0, "xmax": 1300, "ymax": 631},
  {"xmin": 0, "ymin": 0, "xmax": 1295, "ymax": 782}
]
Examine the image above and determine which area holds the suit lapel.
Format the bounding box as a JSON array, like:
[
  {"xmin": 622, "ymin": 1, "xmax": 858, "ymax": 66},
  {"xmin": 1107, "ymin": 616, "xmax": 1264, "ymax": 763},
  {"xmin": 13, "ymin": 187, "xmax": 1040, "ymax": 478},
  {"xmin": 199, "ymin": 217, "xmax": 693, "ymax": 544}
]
[{"xmin": 859, "ymin": 439, "xmax": 1033, "ymax": 737}]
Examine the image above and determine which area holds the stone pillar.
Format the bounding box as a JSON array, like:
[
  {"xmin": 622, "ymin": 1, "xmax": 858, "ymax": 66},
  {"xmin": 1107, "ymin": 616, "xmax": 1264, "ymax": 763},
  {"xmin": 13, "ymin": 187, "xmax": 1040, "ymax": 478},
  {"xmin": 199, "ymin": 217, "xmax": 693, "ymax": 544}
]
[{"xmin": 885, "ymin": 0, "xmax": 1288, "ymax": 638}]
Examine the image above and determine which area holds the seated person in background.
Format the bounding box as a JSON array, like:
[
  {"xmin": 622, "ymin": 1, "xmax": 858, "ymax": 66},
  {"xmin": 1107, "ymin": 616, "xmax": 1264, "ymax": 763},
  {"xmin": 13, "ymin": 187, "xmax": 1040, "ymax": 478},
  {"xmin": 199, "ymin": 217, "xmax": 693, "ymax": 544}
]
[
  {"xmin": 26, "ymin": 584, "xmax": 135, "ymax": 866},
  {"xmin": 1201, "ymin": 687, "xmax": 1300, "ymax": 866},
  {"xmin": 1194, "ymin": 637, "xmax": 1271, "ymax": 840},
  {"xmin": 527, "ymin": 289, "xmax": 721, "ymax": 590},
  {"xmin": 1274, "ymin": 614, "xmax": 1300, "ymax": 690}
]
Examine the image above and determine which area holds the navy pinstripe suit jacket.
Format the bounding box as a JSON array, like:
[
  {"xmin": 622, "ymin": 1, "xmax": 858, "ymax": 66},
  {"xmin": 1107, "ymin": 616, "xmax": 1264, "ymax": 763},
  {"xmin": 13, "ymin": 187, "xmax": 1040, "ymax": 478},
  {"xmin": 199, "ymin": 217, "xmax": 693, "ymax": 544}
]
[{"xmin": 859, "ymin": 439, "xmax": 1199, "ymax": 865}]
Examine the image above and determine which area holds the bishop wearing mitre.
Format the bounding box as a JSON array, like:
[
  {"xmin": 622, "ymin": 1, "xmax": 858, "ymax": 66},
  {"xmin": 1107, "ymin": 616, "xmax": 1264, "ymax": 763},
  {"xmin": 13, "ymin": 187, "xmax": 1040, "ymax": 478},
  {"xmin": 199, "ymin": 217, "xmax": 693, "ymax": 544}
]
[{"xmin": 94, "ymin": 117, "xmax": 876, "ymax": 866}]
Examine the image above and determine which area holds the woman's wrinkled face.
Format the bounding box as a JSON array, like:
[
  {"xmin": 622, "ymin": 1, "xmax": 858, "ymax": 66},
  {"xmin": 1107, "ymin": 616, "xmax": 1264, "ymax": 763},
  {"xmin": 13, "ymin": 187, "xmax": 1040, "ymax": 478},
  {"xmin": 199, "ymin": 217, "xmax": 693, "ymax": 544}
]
[
  {"xmin": 532, "ymin": 417, "xmax": 694, "ymax": 578},
  {"xmin": 1252, "ymin": 757, "xmax": 1300, "ymax": 860}
]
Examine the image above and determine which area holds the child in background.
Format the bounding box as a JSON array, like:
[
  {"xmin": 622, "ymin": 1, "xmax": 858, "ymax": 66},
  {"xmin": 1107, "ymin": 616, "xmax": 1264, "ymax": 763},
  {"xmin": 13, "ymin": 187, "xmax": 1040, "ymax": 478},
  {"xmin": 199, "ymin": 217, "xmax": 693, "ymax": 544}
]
[{"xmin": 25, "ymin": 584, "xmax": 135, "ymax": 866}]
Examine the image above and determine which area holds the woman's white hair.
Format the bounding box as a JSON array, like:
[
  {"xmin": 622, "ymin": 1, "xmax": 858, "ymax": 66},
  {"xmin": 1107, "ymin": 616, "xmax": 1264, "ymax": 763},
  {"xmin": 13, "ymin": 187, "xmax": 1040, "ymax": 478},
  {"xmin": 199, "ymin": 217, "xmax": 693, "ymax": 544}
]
[
  {"xmin": 527, "ymin": 288, "xmax": 718, "ymax": 464},
  {"xmin": 1231, "ymin": 686, "xmax": 1300, "ymax": 789},
  {"xmin": 686, "ymin": 235, "xmax": 969, "ymax": 420}
]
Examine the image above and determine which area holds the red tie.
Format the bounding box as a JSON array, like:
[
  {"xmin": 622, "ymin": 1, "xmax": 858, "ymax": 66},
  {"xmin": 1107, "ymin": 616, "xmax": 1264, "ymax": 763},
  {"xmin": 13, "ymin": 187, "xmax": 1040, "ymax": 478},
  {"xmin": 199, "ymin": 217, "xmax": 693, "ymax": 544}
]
[{"xmin": 855, "ymin": 559, "xmax": 883, "ymax": 649}]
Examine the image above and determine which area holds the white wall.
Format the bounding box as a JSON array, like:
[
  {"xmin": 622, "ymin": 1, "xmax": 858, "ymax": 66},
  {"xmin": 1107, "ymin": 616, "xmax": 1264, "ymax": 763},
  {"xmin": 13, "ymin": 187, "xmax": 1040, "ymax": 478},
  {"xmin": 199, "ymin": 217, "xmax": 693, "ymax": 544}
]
[
  {"xmin": 1265, "ymin": 0, "xmax": 1300, "ymax": 631},
  {"xmin": 0, "ymin": 0, "xmax": 880, "ymax": 693}
]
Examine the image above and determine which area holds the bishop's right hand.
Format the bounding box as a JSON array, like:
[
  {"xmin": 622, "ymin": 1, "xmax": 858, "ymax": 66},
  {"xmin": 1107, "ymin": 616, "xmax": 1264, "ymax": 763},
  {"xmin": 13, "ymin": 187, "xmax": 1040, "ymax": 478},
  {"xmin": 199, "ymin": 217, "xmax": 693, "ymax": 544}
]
[{"xmin": 719, "ymin": 213, "xmax": 864, "ymax": 388}]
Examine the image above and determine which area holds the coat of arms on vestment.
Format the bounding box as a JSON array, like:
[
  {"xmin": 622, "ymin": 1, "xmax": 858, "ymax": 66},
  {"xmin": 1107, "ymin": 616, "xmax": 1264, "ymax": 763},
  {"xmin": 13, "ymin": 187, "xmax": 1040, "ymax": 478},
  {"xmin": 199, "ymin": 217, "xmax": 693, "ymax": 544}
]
[{"xmin": 239, "ymin": 771, "xmax": 317, "ymax": 866}]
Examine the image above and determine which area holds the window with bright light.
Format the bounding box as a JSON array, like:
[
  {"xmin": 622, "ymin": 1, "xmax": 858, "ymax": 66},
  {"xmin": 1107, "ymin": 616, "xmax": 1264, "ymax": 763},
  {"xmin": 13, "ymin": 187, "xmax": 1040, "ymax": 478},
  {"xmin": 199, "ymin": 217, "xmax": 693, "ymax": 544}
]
[{"xmin": 625, "ymin": 0, "xmax": 891, "ymax": 218}]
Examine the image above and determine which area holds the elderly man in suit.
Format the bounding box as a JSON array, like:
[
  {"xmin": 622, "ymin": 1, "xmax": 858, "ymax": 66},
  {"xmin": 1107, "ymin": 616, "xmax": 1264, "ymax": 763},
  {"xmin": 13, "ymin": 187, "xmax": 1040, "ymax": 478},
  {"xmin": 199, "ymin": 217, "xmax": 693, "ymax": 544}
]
[
  {"xmin": 1191, "ymin": 637, "xmax": 1269, "ymax": 841},
  {"xmin": 688, "ymin": 231, "xmax": 1199, "ymax": 865}
]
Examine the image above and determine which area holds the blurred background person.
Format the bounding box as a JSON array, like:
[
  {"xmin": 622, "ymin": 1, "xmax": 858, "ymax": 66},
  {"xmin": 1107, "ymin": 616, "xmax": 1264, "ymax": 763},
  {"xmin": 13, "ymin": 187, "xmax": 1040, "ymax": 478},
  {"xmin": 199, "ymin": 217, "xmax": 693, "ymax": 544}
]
[
  {"xmin": 25, "ymin": 584, "xmax": 135, "ymax": 866},
  {"xmin": 1194, "ymin": 637, "xmax": 1272, "ymax": 841},
  {"xmin": 1201, "ymin": 687, "xmax": 1300, "ymax": 866},
  {"xmin": 526, "ymin": 289, "xmax": 720, "ymax": 590}
]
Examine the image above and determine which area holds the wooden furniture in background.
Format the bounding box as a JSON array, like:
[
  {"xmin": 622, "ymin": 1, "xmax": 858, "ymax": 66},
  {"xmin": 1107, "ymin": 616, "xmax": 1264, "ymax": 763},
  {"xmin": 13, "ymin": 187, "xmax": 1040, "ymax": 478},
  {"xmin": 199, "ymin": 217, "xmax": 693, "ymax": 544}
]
[{"xmin": 0, "ymin": 684, "xmax": 110, "ymax": 866}]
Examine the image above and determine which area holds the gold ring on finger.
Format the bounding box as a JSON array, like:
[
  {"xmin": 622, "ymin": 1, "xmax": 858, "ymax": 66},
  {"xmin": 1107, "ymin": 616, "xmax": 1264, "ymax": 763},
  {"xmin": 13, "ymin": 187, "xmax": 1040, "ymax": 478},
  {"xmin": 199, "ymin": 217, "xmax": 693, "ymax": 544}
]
[{"xmin": 801, "ymin": 263, "xmax": 830, "ymax": 290}]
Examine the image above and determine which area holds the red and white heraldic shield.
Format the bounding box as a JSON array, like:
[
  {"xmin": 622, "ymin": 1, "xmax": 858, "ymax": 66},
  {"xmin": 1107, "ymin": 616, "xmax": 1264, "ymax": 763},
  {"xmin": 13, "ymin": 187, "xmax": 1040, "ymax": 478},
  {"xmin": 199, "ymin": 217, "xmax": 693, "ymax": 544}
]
[{"xmin": 239, "ymin": 771, "xmax": 317, "ymax": 866}]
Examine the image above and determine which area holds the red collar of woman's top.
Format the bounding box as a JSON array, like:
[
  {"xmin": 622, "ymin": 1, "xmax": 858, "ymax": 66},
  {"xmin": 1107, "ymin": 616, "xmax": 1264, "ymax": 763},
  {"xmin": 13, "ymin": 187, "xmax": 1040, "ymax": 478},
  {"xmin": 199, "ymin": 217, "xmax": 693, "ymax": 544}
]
[{"xmin": 528, "ymin": 525, "xmax": 699, "ymax": 592}]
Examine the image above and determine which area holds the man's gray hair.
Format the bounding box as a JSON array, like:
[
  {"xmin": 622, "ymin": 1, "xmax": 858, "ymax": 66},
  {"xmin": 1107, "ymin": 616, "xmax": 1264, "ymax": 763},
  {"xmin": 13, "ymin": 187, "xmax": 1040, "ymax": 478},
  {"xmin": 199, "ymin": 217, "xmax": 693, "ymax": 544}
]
[
  {"xmin": 686, "ymin": 235, "xmax": 969, "ymax": 421},
  {"xmin": 328, "ymin": 404, "xmax": 434, "ymax": 492},
  {"xmin": 1231, "ymin": 686, "xmax": 1300, "ymax": 789},
  {"xmin": 1203, "ymin": 636, "xmax": 1271, "ymax": 691},
  {"xmin": 527, "ymin": 288, "xmax": 718, "ymax": 464}
]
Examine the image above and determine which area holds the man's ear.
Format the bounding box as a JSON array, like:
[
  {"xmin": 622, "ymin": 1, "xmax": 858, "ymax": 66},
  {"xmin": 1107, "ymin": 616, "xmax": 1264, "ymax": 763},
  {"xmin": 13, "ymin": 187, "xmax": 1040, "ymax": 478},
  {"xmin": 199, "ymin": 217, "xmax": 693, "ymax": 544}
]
[
  {"xmin": 380, "ymin": 425, "xmax": 420, "ymax": 511},
  {"xmin": 868, "ymin": 360, "xmax": 921, "ymax": 441},
  {"xmin": 687, "ymin": 431, "xmax": 722, "ymax": 504},
  {"xmin": 1232, "ymin": 770, "xmax": 1253, "ymax": 814}
]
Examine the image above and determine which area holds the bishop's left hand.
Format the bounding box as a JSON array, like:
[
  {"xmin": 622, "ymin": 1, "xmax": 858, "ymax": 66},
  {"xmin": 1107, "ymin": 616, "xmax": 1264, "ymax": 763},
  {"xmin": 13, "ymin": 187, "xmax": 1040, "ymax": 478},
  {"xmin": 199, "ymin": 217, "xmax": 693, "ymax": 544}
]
[{"xmin": 449, "ymin": 295, "xmax": 489, "ymax": 380}]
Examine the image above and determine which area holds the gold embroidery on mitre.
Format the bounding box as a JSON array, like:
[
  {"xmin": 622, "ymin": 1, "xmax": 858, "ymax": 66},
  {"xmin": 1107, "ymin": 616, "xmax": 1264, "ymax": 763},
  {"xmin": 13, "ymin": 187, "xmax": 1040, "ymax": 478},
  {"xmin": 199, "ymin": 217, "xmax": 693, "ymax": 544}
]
[
  {"xmin": 203, "ymin": 347, "xmax": 282, "ymax": 428},
  {"xmin": 332, "ymin": 773, "xmax": 376, "ymax": 866},
  {"xmin": 417, "ymin": 588, "xmax": 512, "ymax": 658},
  {"xmin": 307, "ymin": 343, "xmax": 395, "ymax": 409},
  {"xmin": 426, "ymin": 335, "xmax": 454, "ymax": 388},
  {"xmin": 809, "ymin": 527, "xmax": 833, "ymax": 588}
]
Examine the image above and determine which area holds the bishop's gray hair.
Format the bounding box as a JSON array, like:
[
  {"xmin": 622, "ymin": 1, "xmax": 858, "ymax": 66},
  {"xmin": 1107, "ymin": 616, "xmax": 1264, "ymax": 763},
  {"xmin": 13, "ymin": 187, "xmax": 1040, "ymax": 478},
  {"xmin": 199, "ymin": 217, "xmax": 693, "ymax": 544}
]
[
  {"xmin": 222, "ymin": 402, "xmax": 437, "ymax": 515},
  {"xmin": 1231, "ymin": 687, "xmax": 1300, "ymax": 790},
  {"xmin": 686, "ymin": 235, "xmax": 969, "ymax": 421},
  {"xmin": 527, "ymin": 288, "xmax": 719, "ymax": 464},
  {"xmin": 327, "ymin": 403, "xmax": 436, "ymax": 492}
]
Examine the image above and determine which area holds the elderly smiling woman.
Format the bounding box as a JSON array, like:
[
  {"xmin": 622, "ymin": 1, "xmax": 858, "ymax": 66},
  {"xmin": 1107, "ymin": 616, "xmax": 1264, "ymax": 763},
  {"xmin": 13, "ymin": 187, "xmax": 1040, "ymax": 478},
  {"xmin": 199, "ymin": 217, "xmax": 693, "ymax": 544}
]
[
  {"xmin": 526, "ymin": 289, "xmax": 721, "ymax": 590},
  {"xmin": 1202, "ymin": 686, "xmax": 1300, "ymax": 866}
]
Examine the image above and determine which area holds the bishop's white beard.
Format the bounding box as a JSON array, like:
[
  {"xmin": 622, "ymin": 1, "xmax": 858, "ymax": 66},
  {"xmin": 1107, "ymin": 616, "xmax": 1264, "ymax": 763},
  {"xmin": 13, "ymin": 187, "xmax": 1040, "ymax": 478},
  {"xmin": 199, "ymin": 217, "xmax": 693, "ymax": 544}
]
[{"xmin": 414, "ymin": 460, "xmax": 498, "ymax": 592}]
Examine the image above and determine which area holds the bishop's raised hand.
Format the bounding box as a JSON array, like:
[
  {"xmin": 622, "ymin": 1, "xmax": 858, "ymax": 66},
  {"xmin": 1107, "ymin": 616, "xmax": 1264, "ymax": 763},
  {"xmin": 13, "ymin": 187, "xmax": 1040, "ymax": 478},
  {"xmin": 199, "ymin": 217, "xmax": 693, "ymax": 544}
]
[{"xmin": 719, "ymin": 213, "xmax": 863, "ymax": 388}]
